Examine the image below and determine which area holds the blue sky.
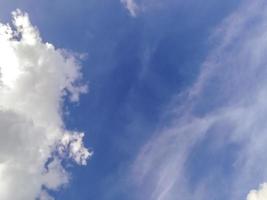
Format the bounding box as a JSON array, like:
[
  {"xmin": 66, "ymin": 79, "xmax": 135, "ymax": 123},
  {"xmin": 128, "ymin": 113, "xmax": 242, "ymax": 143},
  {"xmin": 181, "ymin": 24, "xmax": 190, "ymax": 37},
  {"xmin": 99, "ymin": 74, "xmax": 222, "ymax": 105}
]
[{"xmin": 2, "ymin": 0, "xmax": 267, "ymax": 200}]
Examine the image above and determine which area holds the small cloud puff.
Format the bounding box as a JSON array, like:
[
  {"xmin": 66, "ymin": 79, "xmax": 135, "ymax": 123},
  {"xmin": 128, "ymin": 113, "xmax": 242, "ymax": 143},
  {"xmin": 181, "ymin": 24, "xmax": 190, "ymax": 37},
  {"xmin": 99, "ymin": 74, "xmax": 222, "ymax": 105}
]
[{"xmin": 121, "ymin": 0, "xmax": 140, "ymax": 17}]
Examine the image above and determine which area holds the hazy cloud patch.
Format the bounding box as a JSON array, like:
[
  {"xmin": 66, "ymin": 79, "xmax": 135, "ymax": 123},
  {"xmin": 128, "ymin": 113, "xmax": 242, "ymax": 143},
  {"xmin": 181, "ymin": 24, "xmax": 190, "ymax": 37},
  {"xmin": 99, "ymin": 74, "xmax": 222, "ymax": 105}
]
[{"xmin": 131, "ymin": 1, "xmax": 267, "ymax": 199}]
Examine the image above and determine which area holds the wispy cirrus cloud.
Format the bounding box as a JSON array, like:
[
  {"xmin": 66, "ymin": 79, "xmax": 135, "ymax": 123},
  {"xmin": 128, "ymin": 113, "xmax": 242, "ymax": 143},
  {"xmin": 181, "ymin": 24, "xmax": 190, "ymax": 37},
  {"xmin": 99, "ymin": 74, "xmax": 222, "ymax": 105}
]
[
  {"xmin": 131, "ymin": 0, "xmax": 267, "ymax": 199},
  {"xmin": 0, "ymin": 10, "xmax": 91, "ymax": 200},
  {"xmin": 120, "ymin": 0, "xmax": 184, "ymax": 17},
  {"xmin": 121, "ymin": 0, "xmax": 140, "ymax": 17}
]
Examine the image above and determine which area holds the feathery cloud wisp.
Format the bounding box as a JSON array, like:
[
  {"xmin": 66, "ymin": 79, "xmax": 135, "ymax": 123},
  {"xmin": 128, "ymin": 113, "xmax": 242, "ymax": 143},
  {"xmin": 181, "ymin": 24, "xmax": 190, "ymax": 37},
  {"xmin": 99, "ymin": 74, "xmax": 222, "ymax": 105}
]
[
  {"xmin": 131, "ymin": 1, "xmax": 267, "ymax": 199},
  {"xmin": 121, "ymin": 0, "xmax": 139, "ymax": 17},
  {"xmin": 0, "ymin": 10, "xmax": 91, "ymax": 200}
]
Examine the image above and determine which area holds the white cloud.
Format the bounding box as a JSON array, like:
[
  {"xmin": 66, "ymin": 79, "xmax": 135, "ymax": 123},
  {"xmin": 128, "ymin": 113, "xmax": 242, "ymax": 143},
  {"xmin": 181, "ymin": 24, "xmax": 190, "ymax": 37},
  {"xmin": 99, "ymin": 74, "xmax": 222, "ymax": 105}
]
[
  {"xmin": 131, "ymin": 0, "xmax": 267, "ymax": 199},
  {"xmin": 120, "ymin": 0, "xmax": 183, "ymax": 17},
  {"xmin": 0, "ymin": 9, "xmax": 91, "ymax": 200},
  {"xmin": 247, "ymin": 183, "xmax": 267, "ymax": 200},
  {"xmin": 121, "ymin": 0, "xmax": 140, "ymax": 17}
]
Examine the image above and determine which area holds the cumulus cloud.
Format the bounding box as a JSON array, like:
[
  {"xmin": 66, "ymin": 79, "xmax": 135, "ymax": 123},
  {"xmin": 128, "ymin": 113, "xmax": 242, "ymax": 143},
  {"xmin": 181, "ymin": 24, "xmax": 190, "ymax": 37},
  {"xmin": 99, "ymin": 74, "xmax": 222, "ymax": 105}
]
[
  {"xmin": 131, "ymin": 0, "xmax": 267, "ymax": 199},
  {"xmin": 247, "ymin": 183, "xmax": 267, "ymax": 200},
  {"xmin": 0, "ymin": 9, "xmax": 91, "ymax": 200},
  {"xmin": 121, "ymin": 0, "xmax": 140, "ymax": 17}
]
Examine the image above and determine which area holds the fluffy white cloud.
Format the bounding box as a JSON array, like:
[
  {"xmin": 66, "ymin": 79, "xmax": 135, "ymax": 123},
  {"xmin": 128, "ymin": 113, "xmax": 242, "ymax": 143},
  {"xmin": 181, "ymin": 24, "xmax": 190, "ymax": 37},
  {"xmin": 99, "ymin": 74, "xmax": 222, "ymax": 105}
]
[
  {"xmin": 247, "ymin": 183, "xmax": 267, "ymax": 200},
  {"xmin": 131, "ymin": 0, "xmax": 267, "ymax": 199},
  {"xmin": 0, "ymin": 9, "xmax": 91, "ymax": 200}
]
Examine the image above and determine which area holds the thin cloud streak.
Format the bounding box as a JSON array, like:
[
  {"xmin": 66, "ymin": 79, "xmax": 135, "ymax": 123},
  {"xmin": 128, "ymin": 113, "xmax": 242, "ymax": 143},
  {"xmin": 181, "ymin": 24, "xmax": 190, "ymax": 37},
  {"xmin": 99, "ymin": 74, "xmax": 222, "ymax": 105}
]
[
  {"xmin": 131, "ymin": 0, "xmax": 267, "ymax": 199},
  {"xmin": 121, "ymin": 0, "xmax": 139, "ymax": 17}
]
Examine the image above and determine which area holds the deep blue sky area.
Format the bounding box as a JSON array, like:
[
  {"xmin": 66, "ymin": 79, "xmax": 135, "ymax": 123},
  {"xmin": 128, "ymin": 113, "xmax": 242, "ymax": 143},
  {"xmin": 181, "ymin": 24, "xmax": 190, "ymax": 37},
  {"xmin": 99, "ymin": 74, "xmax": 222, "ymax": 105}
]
[{"xmin": 0, "ymin": 1, "xmax": 244, "ymax": 199}]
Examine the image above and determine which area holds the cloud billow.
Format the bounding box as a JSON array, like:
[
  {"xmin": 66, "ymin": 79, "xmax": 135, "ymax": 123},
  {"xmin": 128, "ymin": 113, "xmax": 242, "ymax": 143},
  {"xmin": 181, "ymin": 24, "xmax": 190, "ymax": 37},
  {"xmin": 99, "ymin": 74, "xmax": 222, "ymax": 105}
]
[{"xmin": 0, "ymin": 10, "xmax": 91, "ymax": 200}]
